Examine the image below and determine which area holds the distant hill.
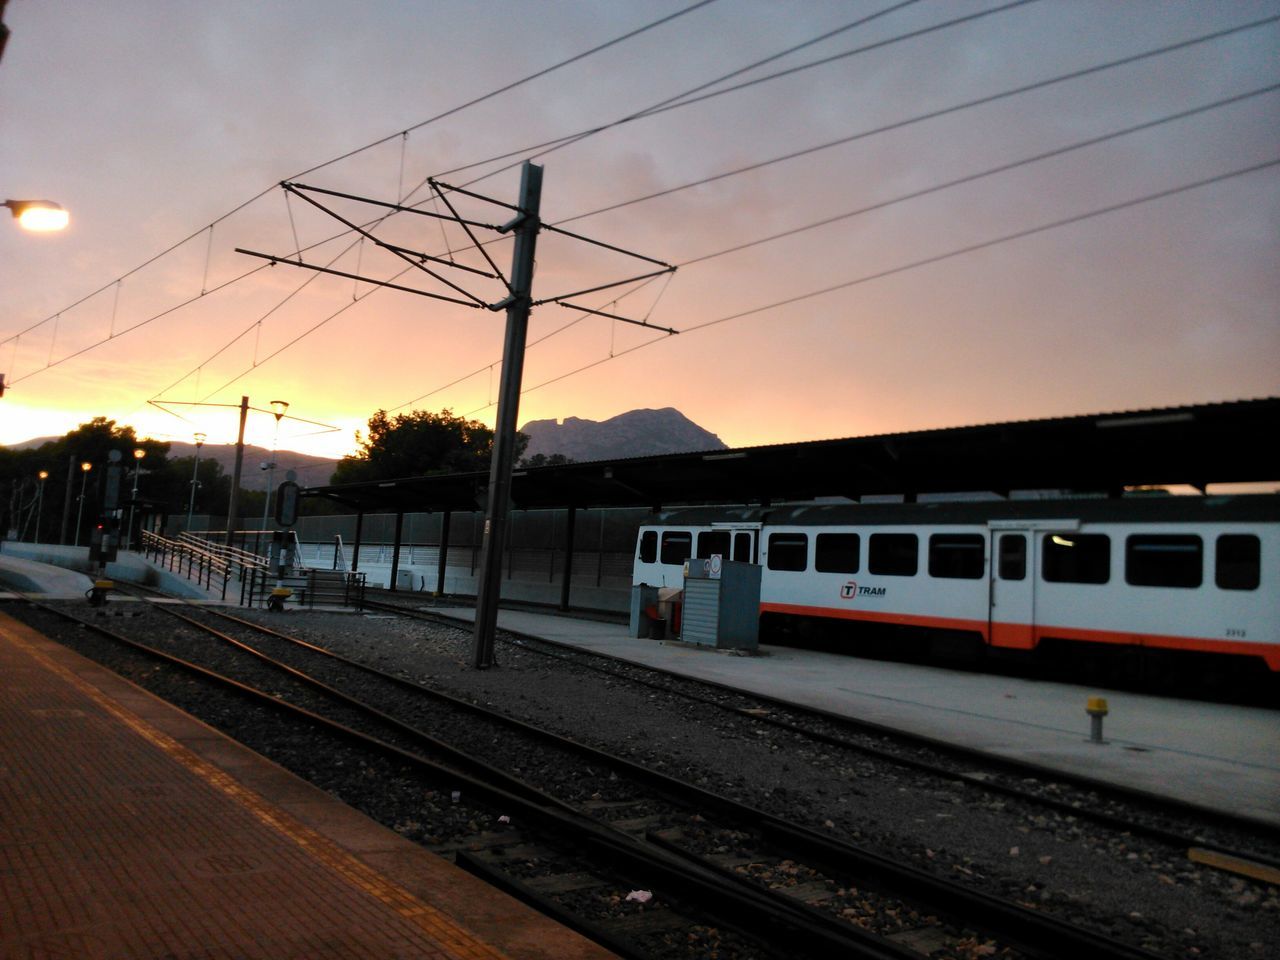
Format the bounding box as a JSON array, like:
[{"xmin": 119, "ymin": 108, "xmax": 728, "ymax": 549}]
[
  {"xmin": 520, "ymin": 408, "xmax": 726, "ymax": 463},
  {"xmin": 165, "ymin": 442, "xmax": 338, "ymax": 485},
  {"xmin": 6, "ymin": 437, "xmax": 338, "ymax": 485}
]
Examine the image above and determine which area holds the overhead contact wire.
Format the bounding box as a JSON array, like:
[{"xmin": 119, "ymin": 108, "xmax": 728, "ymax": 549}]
[{"xmin": 9, "ymin": 1, "xmax": 720, "ymax": 374}]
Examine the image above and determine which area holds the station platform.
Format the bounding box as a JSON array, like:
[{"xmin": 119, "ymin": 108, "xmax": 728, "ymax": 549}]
[
  {"xmin": 0, "ymin": 544, "xmax": 233, "ymax": 603},
  {"xmin": 0, "ymin": 551, "xmax": 94, "ymax": 598},
  {"xmin": 0, "ymin": 612, "xmax": 614, "ymax": 960},
  {"xmin": 439, "ymin": 607, "xmax": 1280, "ymax": 830}
]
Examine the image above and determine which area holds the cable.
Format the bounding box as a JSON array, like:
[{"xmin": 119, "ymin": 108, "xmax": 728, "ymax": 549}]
[
  {"xmin": 154, "ymin": 2, "xmax": 930, "ymax": 410},
  {"xmin": 476, "ymin": 158, "xmax": 1279, "ymax": 408},
  {"xmin": 387, "ymin": 83, "xmax": 1280, "ymax": 417},
  {"xmin": 415, "ymin": 0, "xmax": 1035, "ymax": 193},
  {"xmin": 555, "ymin": 27, "xmax": 1280, "ymax": 226},
  {"xmin": 3, "ymin": 1, "xmax": 721, "ymax": 348},
  {"xmin": 679, "ymin": 83, "xmax": 1280, "ymax": 267}
]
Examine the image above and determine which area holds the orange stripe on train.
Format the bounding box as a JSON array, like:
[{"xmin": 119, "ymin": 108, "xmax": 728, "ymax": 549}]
[{"xmin": 758, "ymin": 602, "xmax": 1280, "ymax": 671}]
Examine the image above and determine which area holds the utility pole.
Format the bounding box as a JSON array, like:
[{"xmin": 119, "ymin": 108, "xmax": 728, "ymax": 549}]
[
  {"xmin": 233, "ymin": 163, "xmax": 673, "ymax": 670},
  {"xmin": 225, "ymin": 396, "xmax": 249, "ymax": 548},
  {"xmin": 58, "ymin": 453, "xmax": 75, "ymax": 545},
  {"xmin": 472, "ymin": 161, "xmax": 543, "ymax": 669}
]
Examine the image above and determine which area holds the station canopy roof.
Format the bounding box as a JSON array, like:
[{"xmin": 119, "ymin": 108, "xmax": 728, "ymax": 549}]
[{"xmin": 300, "ymin": 397, "xmax": 1280, "ymax": 515}]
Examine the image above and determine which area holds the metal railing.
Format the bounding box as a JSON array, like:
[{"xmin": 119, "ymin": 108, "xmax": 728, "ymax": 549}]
[
  {"xmin": 141, "ymin": 529, "xmax": 365, "ymax": 609},
  {"xmin": 140, "ymin": 530, "xmax": 255, "ymax": 602}
]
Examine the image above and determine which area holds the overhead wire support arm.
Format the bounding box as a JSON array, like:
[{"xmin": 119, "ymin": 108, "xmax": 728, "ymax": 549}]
[
  {"xmin": 535, "ymin": 266, "xmax": 678, "ymax": 306},
  {"xmin": 280, "ymin": 182, "xmax": 489, "ymax": 307},
  {"xmin": 379, "ymin": 241, "xmax": 498, "ymax": 279},
  {"xmin": 541, "ymin": 221, "xmax": 676, "ymax": 268},
  {"xmin": 427, "ymin": 177, "xmax": 523, "ymax": 214},
  {"xmin": 553, "ymin": 301, "xmax": 680, "ymax": 335},
  {"xmin": 427, "ymin": 181, "xmax": 509, "ymax": 287},
  {"xmin": 234, "ymin": 248, "xmax": 483, "ymax": 308},
  {"xmin": 284, "ymin": 181, "xmax": 505, "ymax": 231}
]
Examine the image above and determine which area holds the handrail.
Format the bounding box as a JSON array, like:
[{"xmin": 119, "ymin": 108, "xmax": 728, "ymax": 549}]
[
  {"xmin": 141, "ymin": 529, "xmax": 268, "ymax": 603},
  {"xmin": 140, "ymin": 529, "xmax": 364, "ymax": 610}
]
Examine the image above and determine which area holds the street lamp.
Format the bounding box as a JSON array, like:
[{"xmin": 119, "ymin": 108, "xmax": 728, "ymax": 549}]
[
  {"xmin": 186, "ymin": 432, "xmax": 206, "ymax": 533},
  {"xmin": 33, "ymin": 470, "xmax": 48, "ymax": 544},
  {"xmin": 124, "ymin": 448, "xmax": 145, "ymax": 551},
  {"xmin": 73, "ymin": 461, "xmax": 91, "ymax": 547},
  {"xmin": 260, "ymin": 400, "xmax": 289, "ymax": 547},
  {"xmin": 4, "ymin": 199, "xmax": 69, "ymax": 232}
]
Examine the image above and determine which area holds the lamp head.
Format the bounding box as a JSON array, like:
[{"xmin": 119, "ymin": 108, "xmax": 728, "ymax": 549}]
[
  {"xmin": 4, "ymin": 199, "xmax": 69, "ymax": 232},
  {"xmin": 80, "ymin": 461, "xmax": 92, "ymax": 472},
  {"xmin": 194, "ymin": 431, "xmax": 206, "ymax": 448},
  {"xmin": 38, "ymin": 470, "xmax": 49, "ymax": 480},
  {"xmin": 133, "ymin": 447, "xmax": 146, "ymax": 461},
  {"xmin": 269, "ymin": 399, "xmax": 289, "ymax": 421}
]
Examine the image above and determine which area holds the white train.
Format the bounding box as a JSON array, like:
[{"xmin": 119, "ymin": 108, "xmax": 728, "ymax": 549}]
[{"xmin": 632, "ymin": 495, "xmax": 1279, "ymax": 677}]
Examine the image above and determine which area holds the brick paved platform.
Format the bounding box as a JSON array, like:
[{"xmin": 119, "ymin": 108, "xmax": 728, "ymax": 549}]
[{"xmin": 0, "ymin": 612, "xmax": 615, "ymax": 960}]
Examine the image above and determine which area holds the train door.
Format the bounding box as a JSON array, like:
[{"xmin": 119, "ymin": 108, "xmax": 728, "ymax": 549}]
[
  {"xmin": 710, "ymin": 522, "xmax": 759, "ymax": 565},
  {"xmin": 696, "ymin": 524, "xmax": 758, "ymax": 567},
  {"xmin": 988, "ymin": 528, "xmax": 1035, "ymax": 650}
]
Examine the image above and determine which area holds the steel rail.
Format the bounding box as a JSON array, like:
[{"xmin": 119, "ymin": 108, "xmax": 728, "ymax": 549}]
[
  {"xmin": 147, "ymin": 601, "xmax": 1167, "ymax": 960},
  {"xmin": 54, "ymin": 594, "xmax": 938, "ymax": 959},
  {"xmin": 363, "ymin": 594, "xmax": 1280, "ymax": 846}
]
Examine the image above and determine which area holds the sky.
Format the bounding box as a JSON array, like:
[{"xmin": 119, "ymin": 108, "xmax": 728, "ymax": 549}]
[{"xmin": 2, "ymin": 0, "xmax": 1277, "ymax": 465}]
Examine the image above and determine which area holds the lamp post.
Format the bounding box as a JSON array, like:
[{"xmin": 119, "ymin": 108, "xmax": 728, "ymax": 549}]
[
  {"xmin": 73, "ymin": 461, "xmax": 91, "ymax": 547},
  {"xmin": 259, "ymin": 400, "xmax": 288, "ymax": 546},
  {"xmin": 124, "ymin": 448, "xmax": 145, "ymax": 551},
  {"xmin": 33, "ymin": 470, "xmax": 48, "ymax": 543},
  {"xmin": 186, "ymin": 432, "xmax": 206, "ymax": 533},
  {"xmin": 3, "ymin": 199, "xmax": 69, "ymax": 232}
]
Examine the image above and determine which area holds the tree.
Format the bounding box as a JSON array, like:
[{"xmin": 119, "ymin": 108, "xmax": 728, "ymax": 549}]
[
  {"xmin": 0, "ymin": 417, "xmax": 171, "ymax": 545},
  {"xmin": 520, "ymin": 452, "xmax": 575, "ymax": 468},
  {"xmin": 331, "ymin": 408, "xmax": 528, "ymax": 485}
]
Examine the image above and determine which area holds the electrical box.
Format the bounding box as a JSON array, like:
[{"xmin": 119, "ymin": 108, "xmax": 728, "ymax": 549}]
[{"xmin": 681, "ymin": 557, "xmax": 760, "ymax": 651}]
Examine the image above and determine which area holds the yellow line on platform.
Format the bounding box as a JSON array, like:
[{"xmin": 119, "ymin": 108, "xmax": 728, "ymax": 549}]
[{"xmin": 4, "ymin": 615, "xmax": 511, "ymax": 960}]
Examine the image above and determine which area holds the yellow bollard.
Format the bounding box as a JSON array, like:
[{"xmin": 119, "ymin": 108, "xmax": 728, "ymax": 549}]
[{"xmin": 1086, "ymin": 696, "xmax": 1109, "ymax": 744}]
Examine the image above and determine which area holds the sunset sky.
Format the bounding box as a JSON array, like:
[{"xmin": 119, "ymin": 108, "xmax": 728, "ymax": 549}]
[{"xmin": 2, "ymin": 1, "xmax": 1277, "ymax": 463}]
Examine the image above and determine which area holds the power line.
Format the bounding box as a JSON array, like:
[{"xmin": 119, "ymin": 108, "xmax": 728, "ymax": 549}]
[
  {"xmin": 418, "ymin": 0, "xmax": 1038, "ymax": 193},
  {"xmin": 555, "ymin": 19, "xmax": 1280, "ymax": 226},
  {"xmin": 385, "ymin": 83, "xmax": 1280, "ymax": 418},
  {"xmin": 3, "ymin": 1, "xmax": 720, "ymax": 352},
  {"xmin": 39, "ymin": 11, "xmax": 1272, "ymax": 424},
  {"xmin": 471, "ymin": 158, "xmax": 1279, "ymax": 410},
  {"xmin": 680, "ymin": 83, "xmax": 1280, "ymax": 267},
  {"xmin": 148, "ymin": 2, "xmax": 933, "ymax": 408}
]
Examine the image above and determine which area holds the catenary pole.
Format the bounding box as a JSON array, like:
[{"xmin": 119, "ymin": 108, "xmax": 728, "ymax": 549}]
[
  {"xmin": 224, "ymin": 396, "xmax": 249, "ymax": 548},
  {"xmin": 472, "ymin": 161, "xmax": 543, "ymax": 668}
]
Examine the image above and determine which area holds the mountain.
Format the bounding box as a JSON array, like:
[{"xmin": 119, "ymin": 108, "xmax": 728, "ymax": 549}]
[
  {"xmin": 5, "ymin": 437, "xmax": 338, "ymax": 485},
  {"xmin": 165, "ymin": 442, "xmax": 338, "ymax": 485},
  {"xmin": 519, "ymin": 408, "xmax": 727, "ymax": 463}
]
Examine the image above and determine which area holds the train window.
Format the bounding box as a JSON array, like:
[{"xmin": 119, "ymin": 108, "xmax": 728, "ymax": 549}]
[
  {"xmin": 697, "ymin": 530, "xmax": 730, "ymax": 560},
  {"xmin": 869, "ymin": 533, "xmax": 918, "ymax": 576},
  {"xmin": 639, "ymin": 530, "xmax": 657, "ymax": 563},
  {"xmin": 733, "ymin": 532, "xmax": 754, "ymax": 563},
  {"xmin": 815, "ymin": 533, "xmax": 860, "ymax": 573},
  {"xmin": 928, "ymin": 534, "xmax": 985, "ymax": 579},
  {"xmin": 767, "ymin": 533, "xmax": 808, "ymax": 571},
  {"xmin": 998, "ymin": 534, "xmax": 1026, "ymax": 580},
  {"xmin": 660, "ymin": 531, "xmax": 692, "ymax": 566},
  {"xmin": 1216, "ymin": 535, "xmax": 1260, "ymax": 590},
  {"xmin": 1042, "ymin": 534, "xmax": 1110, "ymax": 584},
  {"xmin": 1126, "ymin": 535, "xmax": 1202, "ymax": 588}
]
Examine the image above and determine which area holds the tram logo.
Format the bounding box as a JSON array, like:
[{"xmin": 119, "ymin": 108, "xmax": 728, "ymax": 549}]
[{"xmin": 840, "ymin": 581, "xmax": 885, "ymax": 600}]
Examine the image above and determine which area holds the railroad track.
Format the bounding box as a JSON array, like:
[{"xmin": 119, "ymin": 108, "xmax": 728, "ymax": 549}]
[
  {"xmin": 12, "ymin": 592, "xmax": 1181, "ymax": 960},
  {"xmin": 355, "ymin": 592, "xmax": 1280, "ymax": 872}
]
